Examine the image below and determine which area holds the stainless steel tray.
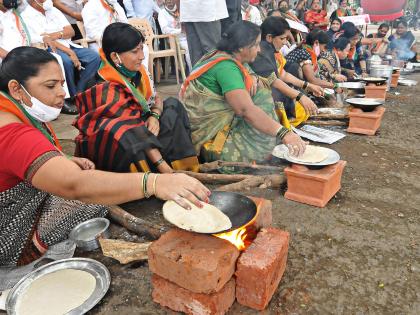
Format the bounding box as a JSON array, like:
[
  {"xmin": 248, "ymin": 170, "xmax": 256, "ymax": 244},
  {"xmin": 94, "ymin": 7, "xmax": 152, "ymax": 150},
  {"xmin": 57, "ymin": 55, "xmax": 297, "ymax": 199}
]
[
  {"xmin": 337, "ymin": 82, "xmax": 365, "ymax": 89},
  {"xmin": 272, "ymin": 144, "xmax": 340, "ymax": 166},
  {"xmin": 6, "ymin": 258, "xmax": 110, "ymax": 315},
  {"xmin": 398, "ymin": 79, "xmax": 418, "ymax": 86}
]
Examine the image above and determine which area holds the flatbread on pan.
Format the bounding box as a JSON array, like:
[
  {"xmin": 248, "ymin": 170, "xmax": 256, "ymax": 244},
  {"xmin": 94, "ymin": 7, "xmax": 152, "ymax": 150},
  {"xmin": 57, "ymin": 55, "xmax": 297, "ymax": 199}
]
[
  {"xmin": 288, "ymin": 145, "xmax": 329, "ymax": 163},
  {"xmin": 163, "ymin": 200, "xmax": 232, "ymax": 233}
]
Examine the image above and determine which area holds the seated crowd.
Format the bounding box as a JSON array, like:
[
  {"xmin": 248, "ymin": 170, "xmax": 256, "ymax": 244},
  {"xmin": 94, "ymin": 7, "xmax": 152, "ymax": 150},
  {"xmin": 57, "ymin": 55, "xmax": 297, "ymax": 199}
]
[{"xmin": 0, "ymin": 0, "xmax": 418, "ymax": 269}]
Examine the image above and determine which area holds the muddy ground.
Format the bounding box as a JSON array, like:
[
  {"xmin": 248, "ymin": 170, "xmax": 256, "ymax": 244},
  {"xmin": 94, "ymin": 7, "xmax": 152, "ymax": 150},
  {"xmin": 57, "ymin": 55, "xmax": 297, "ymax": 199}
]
[{"xmin": 54, "ymin": 75, "xmax": 419, "ymax": 314}]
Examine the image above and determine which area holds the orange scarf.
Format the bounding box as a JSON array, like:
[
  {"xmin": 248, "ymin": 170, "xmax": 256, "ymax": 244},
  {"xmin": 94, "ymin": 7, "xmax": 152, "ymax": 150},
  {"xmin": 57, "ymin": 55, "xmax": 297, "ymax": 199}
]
[
  {"xmin": 98, "ymin": 48, "xmax": 153, "ymax": 111},
  {"xmin": 274, "ymin": 51, "xmax": 287, "ymax": 74},
  {"xmin": 348, "ymin": 46, "xmax": 356, "ymax": 60},
  {"xmin": 99, "ymin": 0, "xmax": 117, "ymax": 23},
  {"xmin": 180, "ymin": 51, "xmax": 253, "ymax": 99},
  {"xmin": 303, "ymin": 45, "xmax": 319, "ymax": 72},
  {"xmin": 0, "ymin": 92, "xmax": 61, "ymax": 149}
]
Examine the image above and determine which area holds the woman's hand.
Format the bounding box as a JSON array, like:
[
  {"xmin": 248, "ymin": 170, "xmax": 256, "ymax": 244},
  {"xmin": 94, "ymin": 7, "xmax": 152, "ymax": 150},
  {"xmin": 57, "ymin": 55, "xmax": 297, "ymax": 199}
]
[
  {"xmin": 346, "ymin": 69, "xmax": 356, "ymax": 78},
  {"xmin": 334, "ymin": 74, "xmax": 347, "ymax": 82},
  {"xmin": 154, "ymin": 173, "xmax": 211, "ymax": 209},
  {"xmin": 145, "ymin": 116, "xmax": 160, "ymax": 136},
  {"xmin": 250, "ymin": 75, "xmax": 259, "ymax": 97},
  {"xmin": 282, "ymin": 131, "xmax": 307, "ymax": 157},
  {"xmin": 307, "ymin": 83, "xmax": 324, "ymax": 97},
  {"xmin": 300, "ymin": 95, "xmax": 318, "ymax": 116},
  {"xmin": 71, "ymin": 157, "xmax": 95, "ymax": 170},
  {"xmin": 69, "ymin": 52, "xmax": 82, "ymax": 70}
]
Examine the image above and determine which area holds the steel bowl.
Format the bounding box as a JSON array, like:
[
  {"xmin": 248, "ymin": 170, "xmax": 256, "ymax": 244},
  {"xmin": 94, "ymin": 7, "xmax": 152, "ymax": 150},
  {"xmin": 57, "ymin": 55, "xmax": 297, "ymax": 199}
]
[{"xmin": 69, "ymin": 218, "xmax": 110, "ymax": 251}]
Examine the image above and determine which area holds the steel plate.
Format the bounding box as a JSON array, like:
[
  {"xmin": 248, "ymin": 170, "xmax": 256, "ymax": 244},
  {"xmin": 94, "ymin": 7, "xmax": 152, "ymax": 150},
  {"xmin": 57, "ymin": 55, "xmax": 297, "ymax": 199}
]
[
  {"xmin": 337, "ymin": 82, "xmax": 365, "ymax": 89},
  {"xmin": 398, "ymin": 79, "xmax": 418, "ymax": 86},
  {"xmin": 272, "ymin": 145, "xmax": 340, "ymax": 166},
  {"xmin": 6, "ymin": 258, "xmax": 110, "ymax": 315}
]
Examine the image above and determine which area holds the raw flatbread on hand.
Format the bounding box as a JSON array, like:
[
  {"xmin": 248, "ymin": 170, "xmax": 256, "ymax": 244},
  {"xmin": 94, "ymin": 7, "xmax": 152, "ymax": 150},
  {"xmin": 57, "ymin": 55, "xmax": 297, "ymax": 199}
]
[
  {"xmin": 288, "ymin": 145, "xmax": 329, "ymax": 163},
  {"xmin": 163, "ymin": 200, "xmax": 232, "ymax": 233},
  {"xmin": 16, "ymin": 269, "xmax": 96, "ymax": 315}
]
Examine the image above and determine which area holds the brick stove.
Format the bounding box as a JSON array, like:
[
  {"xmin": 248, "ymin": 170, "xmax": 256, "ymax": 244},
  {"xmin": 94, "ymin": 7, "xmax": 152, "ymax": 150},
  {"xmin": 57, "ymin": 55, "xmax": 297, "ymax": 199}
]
[{"xmin": 148, "ymin": 198, "xmax": 290, "ymax": 314}]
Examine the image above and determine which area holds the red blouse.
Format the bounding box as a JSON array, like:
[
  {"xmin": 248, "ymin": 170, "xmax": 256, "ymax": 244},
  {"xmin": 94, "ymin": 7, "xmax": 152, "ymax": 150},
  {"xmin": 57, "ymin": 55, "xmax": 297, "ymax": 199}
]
[
  {"xmin": 0, "ymin": 123, "xmax": 58, "ymax": 192},
  {"xmin": 304, "ymin": 10, "xmax": 328, "ymax": 31}
]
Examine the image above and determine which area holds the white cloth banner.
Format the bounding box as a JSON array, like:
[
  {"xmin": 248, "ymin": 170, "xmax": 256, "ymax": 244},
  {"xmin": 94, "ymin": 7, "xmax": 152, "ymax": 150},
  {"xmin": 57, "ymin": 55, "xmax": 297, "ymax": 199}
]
[
  {"xmin": 339, "ymin": 14, "xmax": 371, "ymax": 26},
  {"xmin": 286, "ymin": 18, "xmax": 309, "ymax": 33}
]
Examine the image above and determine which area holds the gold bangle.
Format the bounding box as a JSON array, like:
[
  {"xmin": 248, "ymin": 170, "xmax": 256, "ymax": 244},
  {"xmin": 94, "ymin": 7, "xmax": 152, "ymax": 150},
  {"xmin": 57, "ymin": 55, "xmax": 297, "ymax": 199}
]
[
  {"xmin": 140, "ymin": 173, "xmax": 145, "ymax": 197},
  {"xmin": 153, "ymin": 174, "xmax": 159, "ymax": 196}
]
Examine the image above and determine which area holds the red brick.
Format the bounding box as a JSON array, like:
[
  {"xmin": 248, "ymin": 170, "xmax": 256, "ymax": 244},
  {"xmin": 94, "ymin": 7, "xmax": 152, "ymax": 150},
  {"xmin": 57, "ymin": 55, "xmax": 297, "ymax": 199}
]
[
  {"xmin": 235, "ymin": 228, "xmax": 290, "ymax": 310},
  {"xmin": 152, "ymin": 274, "xmax": 235, "ymax": 315},
  {"xmin": 148, "ymin": 228, "xmax": 239, "ymax": 293}
]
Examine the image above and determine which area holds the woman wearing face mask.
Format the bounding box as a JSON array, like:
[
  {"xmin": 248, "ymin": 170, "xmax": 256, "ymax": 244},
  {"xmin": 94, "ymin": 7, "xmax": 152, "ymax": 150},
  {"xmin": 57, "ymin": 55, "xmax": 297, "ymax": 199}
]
[
  {"xmin": 74, "ymin": 23, "xmax": 199, "ymax": 174},
  {"xmin": 0, "ymin": 47, "xmax": 210, "ymax": 268},
  {"xmin": 285, "ymin": 29, "xmax": 336, "ymax": 89},
  {"xmin": 326, "ymin": 17, "xmax": 342, "ymax": 50},
  {"xmin": 250, "ymin": 16, "xmax": 323, "ymax": 127},
  {"xmin": 318, "ymin": 37, "xmax": 349, "ymax": 83},
  {"xmin": 304, "ymin": 0, "xmax": 328, "ymax": 31},
  {"xmin": 181, "ymin": 21, "xmax": 307, "ymax": 171},
  {"xmin": 330, "ymin": 0, "xmax": 354, "ymax": 22},
  {"xmin": 337, "ymin": 22, "xmax": 368, "ymax": 79}
]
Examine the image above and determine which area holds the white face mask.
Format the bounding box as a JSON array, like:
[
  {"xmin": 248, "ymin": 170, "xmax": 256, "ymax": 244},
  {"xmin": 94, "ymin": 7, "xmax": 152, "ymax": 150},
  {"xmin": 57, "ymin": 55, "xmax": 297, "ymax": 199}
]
[
  {"xmin": 41, "ymin": 0, "xmax": 53, "ymax": 10},
  {"xmin": 20, "ymin": 85, "xmax": 62, "ymax": 122}
]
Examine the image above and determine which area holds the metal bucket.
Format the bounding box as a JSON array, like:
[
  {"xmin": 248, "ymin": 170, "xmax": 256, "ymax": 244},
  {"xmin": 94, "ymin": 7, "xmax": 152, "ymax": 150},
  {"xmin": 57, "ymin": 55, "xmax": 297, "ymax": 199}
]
[
  {"xmin": 367, "ymin": 54, "xmax": 383, "ymax": 70},
  {"xmin": 370, "ymin": 65, "xmax": 393, "ymax": 90}
]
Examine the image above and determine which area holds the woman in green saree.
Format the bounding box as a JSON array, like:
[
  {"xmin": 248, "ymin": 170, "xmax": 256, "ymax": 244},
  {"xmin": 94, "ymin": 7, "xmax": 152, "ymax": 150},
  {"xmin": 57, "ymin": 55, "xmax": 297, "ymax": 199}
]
[{"xmin": 180, "ymin": 21, "xmax": 306, "ymax": 168}]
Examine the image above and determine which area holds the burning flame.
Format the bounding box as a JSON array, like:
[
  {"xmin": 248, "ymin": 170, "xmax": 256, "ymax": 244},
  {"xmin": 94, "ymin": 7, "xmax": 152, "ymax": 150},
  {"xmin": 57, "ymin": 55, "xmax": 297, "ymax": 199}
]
[
  {"xmin": 214, "ymin": 200, "xmax": 261, "ymax": 250},
  {"xmin": 214, "ymin": 226, "xmax": 248, "ymax": 251}
]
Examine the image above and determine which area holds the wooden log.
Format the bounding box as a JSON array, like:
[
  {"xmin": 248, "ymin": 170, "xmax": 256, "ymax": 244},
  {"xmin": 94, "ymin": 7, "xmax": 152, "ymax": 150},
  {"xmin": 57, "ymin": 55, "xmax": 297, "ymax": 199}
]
[
  {"xmin": 175, "ymin": 170, "xmax": 254, "ymax": 184},
  {"xmin": 310, "ymin": 113, "xmax": 349, "ymax": 120},
  {"xmin": 217, "ymin": 174, "xmax": 285, "ymax": 192},
  {"xmin": 305, "ymin": 120, "xmax": 348, "ymax": 126},
  {"xmin": 108, "ymin": 205, "xmax": 165, "ymax": 239},
  {"xmin": 99, "ymin": 239, "xmax": 151, "ymax": 264},
  {"xmin": 199, "ymin": 161, "xmax": 283, "ymax": 173}
]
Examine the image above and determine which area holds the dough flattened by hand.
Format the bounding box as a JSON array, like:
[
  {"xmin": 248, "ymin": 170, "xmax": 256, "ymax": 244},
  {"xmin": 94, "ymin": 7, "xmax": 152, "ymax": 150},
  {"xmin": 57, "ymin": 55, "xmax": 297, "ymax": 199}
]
[
  {"xmin": 163, "ymin": 200, "xmax": 232, "ymax": 233},
  {"xmin": 289, "ymin": 145, "xmax": 329, "ymax": 163},
  {"xmin": 17, "ymin": 269, "xmax": 96, "ymax": 315}
]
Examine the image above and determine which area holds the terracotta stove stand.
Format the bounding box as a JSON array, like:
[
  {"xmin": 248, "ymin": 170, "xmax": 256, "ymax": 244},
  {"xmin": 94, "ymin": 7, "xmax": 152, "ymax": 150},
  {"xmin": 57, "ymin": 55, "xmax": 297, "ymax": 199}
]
[{"xmin": 148, "ymin": 198, "xmax": 290, "ymax": 314}]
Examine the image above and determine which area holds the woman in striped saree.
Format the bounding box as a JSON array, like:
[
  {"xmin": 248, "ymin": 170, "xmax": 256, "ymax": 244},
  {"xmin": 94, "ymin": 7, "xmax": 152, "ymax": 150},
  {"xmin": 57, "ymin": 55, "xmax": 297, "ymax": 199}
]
[{"xmin": 74, "ymin": 22, "xmax": 198, "ymax": 173}]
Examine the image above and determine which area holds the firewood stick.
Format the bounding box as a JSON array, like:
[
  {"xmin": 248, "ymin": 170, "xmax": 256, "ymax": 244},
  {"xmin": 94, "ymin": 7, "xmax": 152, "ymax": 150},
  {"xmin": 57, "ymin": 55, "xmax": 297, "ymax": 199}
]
[
  {"xmin": 305, "ymin": 120, "xmax": 348, "ymax": 126},
  {"xmin": 217, "ymin": 174, "xmax": 285, "ymax": 191},
  {"xmin": 108, "ymin": 205, "xmax": 165, "ymax": 239},
  {"xmin": 175, "ymin": 170, "xmax": 255, "ymax": 184},
  {"xmin": 199, "ymin": 160, "xmax": 283, "ymax": 173},
  {"xmin": 310, "ymin": 113, "xmax": 349, "ymax": 119}
]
